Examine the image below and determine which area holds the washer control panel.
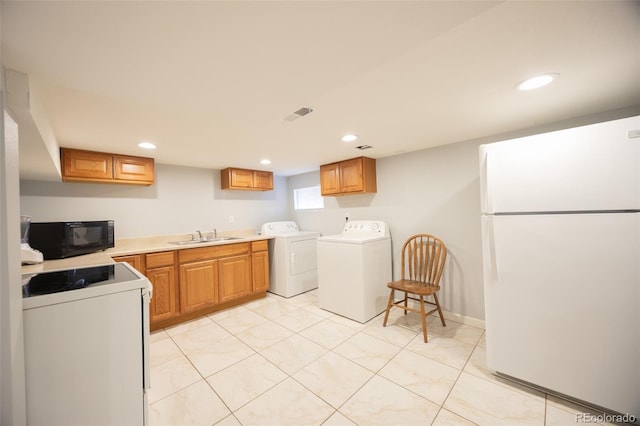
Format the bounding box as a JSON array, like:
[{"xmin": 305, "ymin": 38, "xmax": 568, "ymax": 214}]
[
  {"xmin": 342, "ymin": 220, "xmax": 388, "ymax": 236},
  {"xmin": 261, "ymin": 221, "xmax": 299, "ymax": 235}
]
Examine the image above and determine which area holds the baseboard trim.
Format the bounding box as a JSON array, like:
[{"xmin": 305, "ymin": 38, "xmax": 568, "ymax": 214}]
[{"xmin": 442, "ymin": 310, "xmax": 485, "ymax": 329}]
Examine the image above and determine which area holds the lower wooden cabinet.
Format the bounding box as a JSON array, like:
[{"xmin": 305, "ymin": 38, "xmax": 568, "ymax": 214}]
[
  {"xmin": 219, "ymin": 254, "xmax": 252, "ymax": 302},
  {"xmin": 179, "ymin": 260, "xmax": 218, "ymax": 313},
  {"xmin": 145, "ymin": 251, "xmax": 178, "ymax": 323},
  {"xmin": 251, "ymin": 241, "xmax": 270, "ymax": 293},
  {"xmin": 147, "ymin": 265, "xmax": 178, "ymax": 322},
  {"xmin": 113, "ymin": 252, "xmax": 178, "ymax": 324},
  {"xmin": 113, "ymin": 240, "xmax": 270, "ymax": 330}
]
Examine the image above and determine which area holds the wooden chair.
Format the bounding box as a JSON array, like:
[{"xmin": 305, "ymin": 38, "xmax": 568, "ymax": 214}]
[{"xmin": 383, "ymin": 234, "xmax": 447, "ymax": 343}]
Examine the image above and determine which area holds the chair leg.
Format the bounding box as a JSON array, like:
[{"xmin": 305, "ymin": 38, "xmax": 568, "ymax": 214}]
[
  {"xmin": 419, "ymin": 295, "xmax": 428, "ymax": 343},
  {"xmin": 433, "ymin": 293, "xmax": 446, "ymax": 327},
  {"xmin": 403, "ymin": 291, "xmax": 408, "ymax": 315},
  {"xmin": 383, "ymin": 289, "xmax": 394, "ymax": 327}
]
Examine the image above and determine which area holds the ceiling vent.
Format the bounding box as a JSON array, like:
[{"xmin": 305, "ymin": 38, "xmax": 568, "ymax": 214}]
[
  {"xmin": 356, "ymin": 145, "xmax": 373, "ymax": 150},
  {"xmin": 283, "ymin": 106, "xmax": 314, "ymax": 122}
]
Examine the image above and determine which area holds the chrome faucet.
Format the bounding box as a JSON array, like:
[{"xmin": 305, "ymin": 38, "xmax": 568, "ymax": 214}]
[{"xmin": 195, "ymin": 230, "xmax": 203, "ymax": 240}]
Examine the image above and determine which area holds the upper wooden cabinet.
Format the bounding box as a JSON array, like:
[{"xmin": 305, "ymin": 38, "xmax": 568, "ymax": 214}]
[
  {"xmin": 320, "ymin": 156, "xmax": 377, "ymax": 196},
  {"xmin": 113, "ymin": 154, "xmax": 155, "ymax": 184},
  {"xmin": 221, "ymin": 167, "xmax": 273, "ymax": 191},
  {"xmin": 61, "ymin": 148, "xmax": 155, "ymax": 185}
]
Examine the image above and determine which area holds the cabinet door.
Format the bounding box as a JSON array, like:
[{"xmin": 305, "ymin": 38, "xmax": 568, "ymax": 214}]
[
  {"xmin": 339, "ymin": 158, "xmax": 364, "ymax": 193},
  {"xmin": 147, "ymin": 266, "xmax": 177, "ymax": 323},
  {"xmin": 254, "ymin": 171, "xmax": 273, "ymax": 190},
  {"xmin": 61, "ymin": 148, "xmax": 113, "ymax": 181},
  {"xmin": 113, "ymin": 155, "xmax": 155, "ymax": 184},
  {"xmin": 179, "ymin": 260, "xmax": 219, "ymax": 313},
  {"xmin": 320, "ymin": 163, "xmax": 341, "ymax": 195},
  {"xmin": 230, "ymin": 169, "xmax": 254, "ymax": 188},
  {"xmin": 251, "ymin": 250, "xmax": 270, "ymax": 293},
  {"xmin": 219, "ymin": 254, "xmax": 251, "ymax": 302}
]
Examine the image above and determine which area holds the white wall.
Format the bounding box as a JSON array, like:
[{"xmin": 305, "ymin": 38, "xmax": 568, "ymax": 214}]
[
  {"xmin": 289, "ymin": 140, "xmax": 485, "ymax": 321},
  {"xmin": 18, "ymin": 106, "xmax": 640, "ymax": 327},
  {"xmin": 1, "ymin": 105, "xmax": 28, "ymax": 423},
  {"xmin": 20, "ymin": 164, "xmax": 290, "ymax": 239},
  {"xmin": 288, "ymin": 106, "xmax": 640, "ymax": 323}
]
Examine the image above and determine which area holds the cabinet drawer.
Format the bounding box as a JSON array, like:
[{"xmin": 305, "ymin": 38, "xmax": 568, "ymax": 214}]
[
  {"xmin": 146, "ymin": 251, "xmax": 176, "ymax": 268},
  {"xmin": 112, "ymin": 254, "xmax": 146, "ymax": 273},
  {"xmin": 251, "ymin": 240, "xmax": 268, "ymax": 252},
  {"xmin": 179, "ymin": 243, "xmax": 250, "ymax": 264}
]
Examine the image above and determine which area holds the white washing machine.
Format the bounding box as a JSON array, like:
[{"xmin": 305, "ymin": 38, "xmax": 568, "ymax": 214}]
[
  {"xmin": 317, "ymin": 220, "xmax": 392, "ymax": 323},
  {"xmin": 261, "ymin": 221, "xmax": 321, "ymax": 298}
]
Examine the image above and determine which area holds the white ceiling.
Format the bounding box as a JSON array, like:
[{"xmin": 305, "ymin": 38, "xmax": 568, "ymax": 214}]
[{"xmin": 3, "ymin": 1, "xmax": 640, "ymax": 179}]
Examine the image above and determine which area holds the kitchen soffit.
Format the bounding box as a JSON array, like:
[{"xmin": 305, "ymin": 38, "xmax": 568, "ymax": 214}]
[{"xmin": 2, "ymin": 1, "xmax": 639, "ymax": 180}]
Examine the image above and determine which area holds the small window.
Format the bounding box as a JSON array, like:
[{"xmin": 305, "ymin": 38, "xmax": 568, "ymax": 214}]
[{"xmin": 294, "ymin": 185, "xmax": 324, "ymax": 210}]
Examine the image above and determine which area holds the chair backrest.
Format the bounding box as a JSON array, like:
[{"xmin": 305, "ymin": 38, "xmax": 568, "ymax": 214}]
[{"xmin": 400, "ymin": 234, "xmax": 447, "ymax": 285}]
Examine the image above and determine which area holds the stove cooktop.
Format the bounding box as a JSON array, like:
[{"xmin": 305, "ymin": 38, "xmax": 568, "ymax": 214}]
[{"xmin": 22, "ymin": 263, "xmax": 138, "ymax": 298}]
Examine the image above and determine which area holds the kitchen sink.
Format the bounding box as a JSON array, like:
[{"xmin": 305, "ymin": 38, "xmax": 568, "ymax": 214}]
[
  {"xmin": 168, "ymin": 240, "xmax": 209, "ymax": 245},
  {"xmin": 168, "ymin": 237, "xmax": 242, "ymax": 245}
]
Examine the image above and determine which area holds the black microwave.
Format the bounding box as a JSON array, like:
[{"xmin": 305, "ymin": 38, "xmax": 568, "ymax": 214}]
[{"xmin": 29, "ymin": 220, "xmax": 115, "ymax": 260}]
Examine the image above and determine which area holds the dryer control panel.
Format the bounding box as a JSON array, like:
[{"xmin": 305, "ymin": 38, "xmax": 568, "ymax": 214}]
[
  {"xmin": 261, "ymin": 221, "xmax": 299, "ymax": 235},
  {"xmin": 342, "ymin": 220, "xmax": 388, "ymax": 237}
]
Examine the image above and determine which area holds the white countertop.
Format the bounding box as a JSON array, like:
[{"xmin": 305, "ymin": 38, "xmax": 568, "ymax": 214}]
[{"xmin": 22, "ymin": 230, "xmax": 273, "ymax": 274}]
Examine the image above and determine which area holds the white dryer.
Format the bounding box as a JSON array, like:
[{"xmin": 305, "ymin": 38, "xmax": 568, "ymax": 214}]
[
  {"xmin": 261, "ymin": 221, "xmax": 321, "ymax": 298},
  {"xmin": 317, "ymin": 220, "xmax": 392, "ymax": 323}
]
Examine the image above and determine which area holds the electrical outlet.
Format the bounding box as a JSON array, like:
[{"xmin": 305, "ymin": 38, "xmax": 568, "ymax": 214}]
[{"xmin": 228, "ymin": 215, "xmax": 235, "ymax": 223}]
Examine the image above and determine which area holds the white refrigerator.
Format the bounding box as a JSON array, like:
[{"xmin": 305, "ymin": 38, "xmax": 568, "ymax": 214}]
[{"xmin": 480, "ymin": 115, "xmax": 639, "ymax": 418}]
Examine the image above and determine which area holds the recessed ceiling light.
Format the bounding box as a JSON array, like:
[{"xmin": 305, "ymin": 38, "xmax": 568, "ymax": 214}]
[
  {"xmin": 342, "ymin": 134, "xmax": 358, "ymax": 142},
  {"xmin": 516, "ymin": 74, "xmax": 558, "ymax": 91},
  {"xmin": 138, "ymin": 141, "xmax": 156, "ymax": 149},
  {"xmin": 260, "ymin": 159, "xmax": 271, "ymax": 165}
]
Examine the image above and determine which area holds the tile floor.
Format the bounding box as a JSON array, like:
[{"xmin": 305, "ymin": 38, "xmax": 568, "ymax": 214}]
[{"xmin": 148, "ymin": 290, "xmax": 613, "ymax": 426}]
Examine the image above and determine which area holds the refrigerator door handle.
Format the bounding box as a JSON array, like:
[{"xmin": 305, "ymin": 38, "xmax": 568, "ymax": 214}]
[
  {"xmin": 482, "ymin": 215, "xmax": 499, "ymax": 281},
  {"xmin": 479, "ymin": 145, "xmax": 492, "ymax": 214}
]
